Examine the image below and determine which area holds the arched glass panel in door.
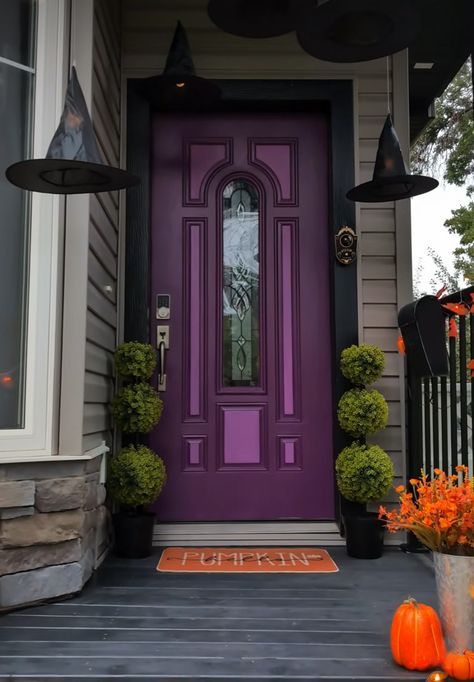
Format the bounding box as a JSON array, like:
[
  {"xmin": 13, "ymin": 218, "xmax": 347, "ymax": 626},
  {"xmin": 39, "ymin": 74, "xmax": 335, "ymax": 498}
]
[{"xmin": 222, "ymin": 179, "xmax": 260, "ymax": 387}]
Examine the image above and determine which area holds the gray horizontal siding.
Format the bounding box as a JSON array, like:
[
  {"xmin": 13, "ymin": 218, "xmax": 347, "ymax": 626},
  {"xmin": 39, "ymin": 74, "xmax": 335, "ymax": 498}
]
[{"xmin": 84, "ymin": 0, "xmax": 122, "ymax": 453}]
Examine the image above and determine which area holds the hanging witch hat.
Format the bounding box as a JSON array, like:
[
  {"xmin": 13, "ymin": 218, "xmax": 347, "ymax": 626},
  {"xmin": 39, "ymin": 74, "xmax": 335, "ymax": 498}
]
[
  {"xmin": 6, "ymin": 67, "xmax": 139, "ymax": 194},
  {"xmin": 139, "ymin": 22, "xmax": 221, "ymax": 109},
  {"xmin": 346, "ymin": 115, "xmax": 438, "ymax": 203},
  {"xmin": 207, "ymin": 0, "xmax": 299, "ymax": 39},
  {"xmin": 296, "ymin": 0, "xmax": 420, "ymax": 63}
]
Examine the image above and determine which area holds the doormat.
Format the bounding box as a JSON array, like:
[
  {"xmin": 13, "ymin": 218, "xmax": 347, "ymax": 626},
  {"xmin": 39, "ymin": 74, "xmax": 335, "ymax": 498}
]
[{"xmin": 156, "ymin": 548, "xmax": 339, "ymax": 573}]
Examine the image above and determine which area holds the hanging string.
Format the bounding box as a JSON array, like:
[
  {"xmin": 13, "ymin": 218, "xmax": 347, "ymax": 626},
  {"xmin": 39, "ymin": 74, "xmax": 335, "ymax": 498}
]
[{"xmin": 386, "ymin": 56, "xmax": 391, "ymax": 115}]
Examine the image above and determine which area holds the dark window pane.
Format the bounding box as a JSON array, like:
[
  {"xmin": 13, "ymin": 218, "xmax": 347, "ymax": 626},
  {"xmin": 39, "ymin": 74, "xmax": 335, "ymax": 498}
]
[
  {"xmin": 222, "ymin": 179, "xmax": 260, "ymax": 387},
  {"xmin": 0, "ymin": 0, "xmax": 35, "ymax": 67},
  {"xmin": 0, "ymin": 63, "xmax": 33, "ymax": 428}
]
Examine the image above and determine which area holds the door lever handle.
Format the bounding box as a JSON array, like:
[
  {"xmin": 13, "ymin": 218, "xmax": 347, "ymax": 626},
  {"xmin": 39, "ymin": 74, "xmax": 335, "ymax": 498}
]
[
  {"xmin": 158, "ymin": 340, "xmax": 167, "ymax": 392},
  {"xmin": 156, "ymin": 325, "xmax": 169, "ymax": 392}
]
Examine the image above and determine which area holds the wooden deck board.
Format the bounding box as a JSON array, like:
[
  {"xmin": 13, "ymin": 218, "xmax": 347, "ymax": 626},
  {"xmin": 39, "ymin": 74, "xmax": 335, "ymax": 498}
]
[{"xmin": 0, "ymin": 547, "xmax": 436, "ymax": 680}]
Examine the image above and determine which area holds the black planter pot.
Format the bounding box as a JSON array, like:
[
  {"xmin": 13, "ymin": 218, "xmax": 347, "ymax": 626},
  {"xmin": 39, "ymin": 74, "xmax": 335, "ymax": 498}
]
[
  {"xmin": 113, "ymin": 511, "xmax": 155, "ymax": 559},
  {"xmin": 343, "ymin": 512, "xmax": 384, "ymax": 559}
]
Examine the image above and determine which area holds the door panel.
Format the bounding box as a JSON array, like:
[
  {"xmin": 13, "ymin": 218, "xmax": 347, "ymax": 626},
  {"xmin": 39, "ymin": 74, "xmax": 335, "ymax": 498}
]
[{"xmin": 150, "ymin": 113, "xmax": 334, "ymax": 521}]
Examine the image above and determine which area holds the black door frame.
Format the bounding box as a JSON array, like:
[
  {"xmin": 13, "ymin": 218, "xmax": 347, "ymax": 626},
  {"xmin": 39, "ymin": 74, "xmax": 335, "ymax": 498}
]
[{"xmin": 124, "ymin": 79, "xmax": 358, "ymax": 523}]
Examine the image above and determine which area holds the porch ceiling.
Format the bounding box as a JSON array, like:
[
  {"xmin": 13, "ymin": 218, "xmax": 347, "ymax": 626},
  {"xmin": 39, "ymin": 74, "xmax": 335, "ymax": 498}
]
[
  {"xmin": 122, "ymin": 0, "xmax": 472, "ymax": 143},
  {"xmin": 409, "ymin": 0, "xmax": 473, "ymax": 141}
]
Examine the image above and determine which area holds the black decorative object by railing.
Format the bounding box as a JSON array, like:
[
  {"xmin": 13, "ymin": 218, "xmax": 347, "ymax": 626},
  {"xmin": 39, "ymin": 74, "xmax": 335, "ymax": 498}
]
[{"xmin": 406, "ymin": 287, "xmax": 474, "ymax": 486}]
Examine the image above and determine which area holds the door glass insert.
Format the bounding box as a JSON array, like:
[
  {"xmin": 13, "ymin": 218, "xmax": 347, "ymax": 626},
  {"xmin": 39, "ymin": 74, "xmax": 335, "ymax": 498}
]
[{"xmin": 222, "ymin": 179, "xmax": 260, "ymax": 387}]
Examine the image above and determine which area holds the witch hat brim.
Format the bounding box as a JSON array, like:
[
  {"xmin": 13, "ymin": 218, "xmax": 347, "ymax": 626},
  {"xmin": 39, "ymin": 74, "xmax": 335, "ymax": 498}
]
[
  {"xmin": 347, "ymin": 115, "xmax": 438, "ymax": 202},
  {"xmin": 297, "ymin": 0, "xmax": 420, "ymax": 63},
  {"xmin": 207, "ymin": 0, "xmax": 298, "ymax": 38},
  {"xmin": 346, "ymin": 175, "xmax": 439, "ymax": 203},
  {"xmin": 139, "ymin": 21, "xmax": 221, "ymax": 109},
  {"xmin": 5, "ymin": 67, "xmax": 139, "ymax": 194},
  {"xmin": 6, "ymin": 159, "xmax": 139, "ymax": 195}
]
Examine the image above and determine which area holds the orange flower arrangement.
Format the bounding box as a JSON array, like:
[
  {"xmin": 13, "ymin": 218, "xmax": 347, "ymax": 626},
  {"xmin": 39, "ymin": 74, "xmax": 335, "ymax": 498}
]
[{"xmin": 379, "ymin": 466, "xmax": 474, "ymax": 556}]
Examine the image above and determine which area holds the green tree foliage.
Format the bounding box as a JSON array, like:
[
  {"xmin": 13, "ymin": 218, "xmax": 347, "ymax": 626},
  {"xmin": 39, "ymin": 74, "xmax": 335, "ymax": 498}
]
[
  {"xmin": 112, "ymin": 382, "xmax": 163, "ymax": 433},
  {"xmin": 337, "ymin": 388, "xmax": 388, "ymax": 438},
  {"xmin": 412, "ymin": 60, "xmax": 474, "ymax": 283},
  {"xmin": 114, "ymin": 342, "xmax": 157, "ymax": 380},
  {"xmin": 340, "ymin": 344, "xmax": 385, "ymax": 386},
  {"xmin": 335, "ymin": 442, "xmax": 394, "ymax": 504},
  {"xmin": 109, "ymin": 445, "xmax": 167, "ymax": 509}
]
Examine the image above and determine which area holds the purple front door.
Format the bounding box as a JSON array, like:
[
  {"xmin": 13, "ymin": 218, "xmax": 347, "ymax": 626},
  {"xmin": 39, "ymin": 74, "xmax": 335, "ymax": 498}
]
[{"xmin": 150, "ymin": 113, "xmax": 334, "ymax": 521}]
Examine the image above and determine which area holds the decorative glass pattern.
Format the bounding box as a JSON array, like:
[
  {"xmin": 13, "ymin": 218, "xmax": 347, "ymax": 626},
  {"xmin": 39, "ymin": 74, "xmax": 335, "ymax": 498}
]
[{"xmin": 222, "ymin": 179, "xmax": 260, "ymax": 387}]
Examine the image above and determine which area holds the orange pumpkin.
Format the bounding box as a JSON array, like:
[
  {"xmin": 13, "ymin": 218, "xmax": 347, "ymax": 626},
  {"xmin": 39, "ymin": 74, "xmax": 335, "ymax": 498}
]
[
  {"xmin": 390, "ymin": 598, "xmax": 446, "ymax": 670},
  {"xmin": 443, "ymin": 651, "xmax": 474, "ymax": 680}
]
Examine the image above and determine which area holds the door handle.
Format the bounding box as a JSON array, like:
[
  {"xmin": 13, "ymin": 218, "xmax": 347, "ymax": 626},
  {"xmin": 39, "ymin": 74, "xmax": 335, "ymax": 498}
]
[
  {"xmin": 158, "ymin": 340, "xmax": 167, "ymax": 392},
  {"xmin": 157, "ymin": 325, "xmax": 169, "ymax": 392}
]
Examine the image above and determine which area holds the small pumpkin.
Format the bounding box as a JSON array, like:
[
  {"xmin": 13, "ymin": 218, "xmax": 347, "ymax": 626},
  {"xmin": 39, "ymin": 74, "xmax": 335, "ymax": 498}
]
[
  {"xmin": 443, "ymin": 651, "xmax": 474, "ymax": 680},
  {"xmin": 390, "ymin": 597, "xmax": 446, "ymax": 670}
]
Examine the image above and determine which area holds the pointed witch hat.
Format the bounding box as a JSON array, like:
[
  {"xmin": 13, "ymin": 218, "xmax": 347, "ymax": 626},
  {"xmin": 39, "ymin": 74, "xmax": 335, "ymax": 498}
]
[
  {"xmin": 346, "ymin": 115, "xmax": 438, "ymax": 203},
  {"xmin": 296, "ymin": 0, "xmax": 420, "ymax": 63},
  {"xmin": 207, "ymin": 0, "xmax": 299, "ymax": 39},
  {"xmin": 6, "ymin": 67, "xmax": 139, "ymax": 194},
  {"xmin": 139, "ymin": 22, "xmax": 221, "ymax": 109}
]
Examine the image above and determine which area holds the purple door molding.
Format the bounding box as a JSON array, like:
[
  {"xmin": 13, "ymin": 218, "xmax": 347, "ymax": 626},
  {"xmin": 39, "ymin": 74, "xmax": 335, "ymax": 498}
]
[{"xmin": 150, "ymin": 113, "xmax": 334, "ymax": 521}]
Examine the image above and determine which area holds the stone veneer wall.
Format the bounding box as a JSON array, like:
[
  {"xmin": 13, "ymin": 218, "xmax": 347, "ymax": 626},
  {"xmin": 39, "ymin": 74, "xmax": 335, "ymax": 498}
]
[{"xmin": 0, "ymin": 456, "xmax": 112, "ymax": 610}]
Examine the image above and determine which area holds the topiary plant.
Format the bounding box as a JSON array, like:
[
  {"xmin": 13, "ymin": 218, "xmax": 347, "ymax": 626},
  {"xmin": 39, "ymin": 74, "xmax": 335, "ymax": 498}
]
[
  {"xmin": 112, "ymin": 382, "xmax": 163, "ymax": 433},
  {"xmin": 108, "ymin": 444, "xmax": 166, "ymax": 509},
  {"xmin": 335, "ymin": 442, "xmax": 393, "ymax": 504},
  {"xmin": 114, "ymin": 342, "xmax": 157, "ymax": 380},
  {"xmin": 340, "ymin": 344, "xmax": 385, "ymax": 386},
  {"xmin": 337, "ymin": 388, "xmax": 388, "ymax": 437}
]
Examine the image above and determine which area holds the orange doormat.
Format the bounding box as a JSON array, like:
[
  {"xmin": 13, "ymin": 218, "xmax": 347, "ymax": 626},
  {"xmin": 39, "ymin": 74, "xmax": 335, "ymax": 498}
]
[{"xmin": 157, "ymin": 548, "xmax": 339, "ymax": 573}]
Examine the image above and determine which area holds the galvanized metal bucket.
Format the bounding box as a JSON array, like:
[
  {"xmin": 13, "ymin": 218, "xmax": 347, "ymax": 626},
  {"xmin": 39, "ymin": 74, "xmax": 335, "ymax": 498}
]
[{"xmin": 433, "ymin": 552, "xmax": 474, "ymax": 652}]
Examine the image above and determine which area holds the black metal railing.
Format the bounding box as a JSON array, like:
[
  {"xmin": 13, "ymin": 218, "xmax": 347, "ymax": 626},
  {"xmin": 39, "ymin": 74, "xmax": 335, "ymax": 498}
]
[{"xmin": 407, "ymin": 308, "xmax": 474, "ymax": 481}]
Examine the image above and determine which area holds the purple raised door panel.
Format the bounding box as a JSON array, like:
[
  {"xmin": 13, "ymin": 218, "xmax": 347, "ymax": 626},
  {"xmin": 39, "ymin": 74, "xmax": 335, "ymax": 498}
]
[{"xmin": 150, "ymin": 113, "xmax": 334, "ymax": 521}]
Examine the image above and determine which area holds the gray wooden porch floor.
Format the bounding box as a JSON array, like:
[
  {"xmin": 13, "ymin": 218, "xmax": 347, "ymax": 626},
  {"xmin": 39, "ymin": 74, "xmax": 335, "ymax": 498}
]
[{"xmin": 0, "ymin": 547, "xmax": 437, "ymax": 680}]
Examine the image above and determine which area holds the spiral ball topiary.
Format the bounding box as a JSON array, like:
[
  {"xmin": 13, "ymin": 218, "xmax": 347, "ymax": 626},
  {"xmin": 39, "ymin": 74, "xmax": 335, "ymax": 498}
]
[
  {"xmin": 337, "ymin": 388, "xmax": 388, "ymax": 437},
  {"xmin": 114, "ymin": 342, "xmax": 157, "ymax": 380},
  {"xmin": 340, "ymin": 344, "xmax": 385, "ymax": 386},
  {"xmin": 112, "ymin": 382, "xmax": 163, "ymax": 433},
  {"xmin": 108, "ymin": 445, "xmax": 167, "ymax": 508},
  {"xmin": 335, "ymin": 442, "xmax": 393, "ymax": 504}
]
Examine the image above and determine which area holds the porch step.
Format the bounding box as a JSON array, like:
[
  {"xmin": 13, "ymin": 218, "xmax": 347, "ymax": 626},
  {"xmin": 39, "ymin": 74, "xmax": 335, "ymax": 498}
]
[{"xmin": 153, "ymin": 521, "xmax": 344, "ymax": 546}]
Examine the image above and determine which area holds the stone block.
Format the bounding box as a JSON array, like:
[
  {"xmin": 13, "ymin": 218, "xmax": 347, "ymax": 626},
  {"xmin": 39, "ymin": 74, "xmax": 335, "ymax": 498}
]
[
  {"xmin": 96, "ymin": 505, "xmax": 112, "ymax": 563},
  {"xmin": 85, "ymin": 455, "xmax": 102, "ymax": 473},
  {"xmin": 0, "ymin": 540, "xmax": 81, "ymax": 577},
  {"xmin": 4, "ymin": 461, "xmax": 87, "ymax": 481},
  {"xmin": 0, "ymin": 562, "xmax": 83, "ymax": 609},
  {"xmin": 80, "ymin": 530, "xmax": 97, "ymax": 584},
  {"xmin": 0, "ymin": 509, "xmax": 85, "ymax": 548},
  {"xmin": 0, "ymin": 506, "xmax": 34, "ymax": 520},
  {"xmin": 83, "ymin": 473, "xmax": 100, "ymax": 510},
  {"xmin": 0, "ymin": 481, "xmax": 35, "ymax": 509},
  {"xmin": 82, "ymin": 509, "xmax": 98, "ymax": 535},
  {"xmin": 35, "ymin": 477, "xmax": 85, "ymax": 512},
  {"xmin": 97, "ymin": 484, "xmax": 106, "ymax": 506}
]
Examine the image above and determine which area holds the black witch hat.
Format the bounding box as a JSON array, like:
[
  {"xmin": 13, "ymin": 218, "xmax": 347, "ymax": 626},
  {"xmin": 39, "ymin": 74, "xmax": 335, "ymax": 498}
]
[
  {"xmin": 6, "ymin": 67, "xmax": 139, "ymax": 194},
  {"xmin": 139, "ymin": 22, "xmax": 221, "ymax": 109},
  {"xmin": 296, "ymin": 0, "xmax": 420, "ymax": 63},
  {"xmin": 207, "ymin": 0, "xmax": 299, "ymax": 39},
  {"xmin": 346, "ymin": 115, "xmax": 438, "ymax": 203}
]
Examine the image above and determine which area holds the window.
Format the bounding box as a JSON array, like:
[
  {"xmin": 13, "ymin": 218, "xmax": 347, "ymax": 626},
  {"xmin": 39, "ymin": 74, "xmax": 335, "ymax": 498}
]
[
  {"xmin": 0, "ymin": 0, "xmax": 36, "ymax": 428},
  {"xmin": 222, "ymin": 179, "xmax": 260, "ymax": 387}
]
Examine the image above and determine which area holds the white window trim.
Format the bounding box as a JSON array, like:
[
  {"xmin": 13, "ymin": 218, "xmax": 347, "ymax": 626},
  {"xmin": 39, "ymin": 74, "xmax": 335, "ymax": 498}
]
[{"xmin": 0, "ymin": 0, "xmax": 69, "ymax": 457}]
